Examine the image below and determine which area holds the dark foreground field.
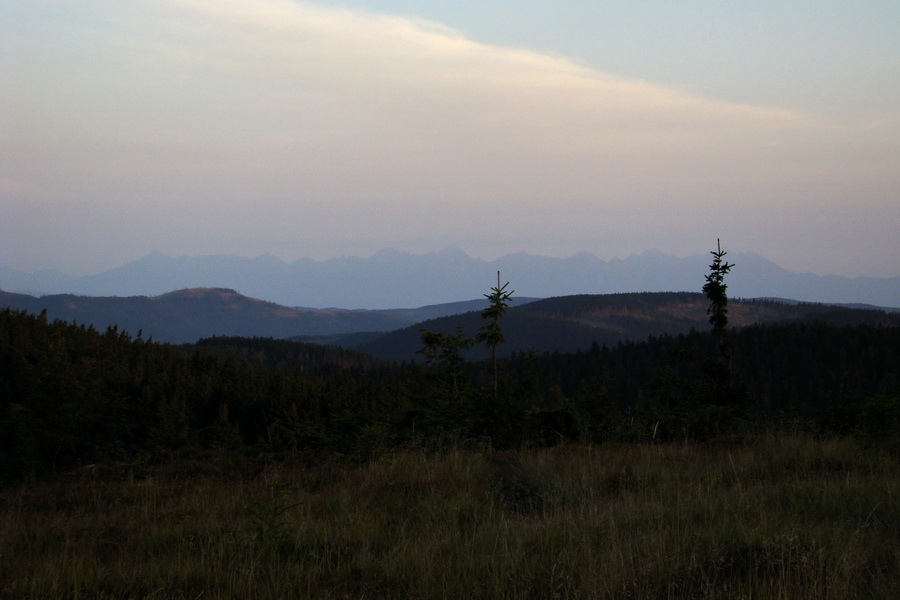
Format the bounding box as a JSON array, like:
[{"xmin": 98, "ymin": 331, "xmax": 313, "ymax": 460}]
[{"xmin": 2, "ymin": 435, "xmax": 898, "ymax": 599}]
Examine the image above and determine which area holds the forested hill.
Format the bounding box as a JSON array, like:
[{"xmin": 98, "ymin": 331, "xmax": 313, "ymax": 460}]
[
  {"xmin": 349, "ymin": 292, "xmax": 900, "ymax": 361},
  {"xmin": 0, "ymin": 287, "xmax": 412, "ymax": 343},
  {"xmin": 0, "ymin": 287, "xmax": 538, "ymax": 344},
  {"xmin": 3, "ymin": 287, "xmax": 897, "ymax": 357}
]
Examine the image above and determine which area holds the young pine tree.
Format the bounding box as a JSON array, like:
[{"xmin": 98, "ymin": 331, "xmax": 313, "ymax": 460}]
[
  {"xmin": 702, "ymin": 239, "xmax": 742, "ymax": 413},
  {"xmin": 476, "ymin": 272, "xmax": 514, "ymax": 400},
  {"xmin": 702, "ymin": 239, "xmax": 734, "ymax": 355}
]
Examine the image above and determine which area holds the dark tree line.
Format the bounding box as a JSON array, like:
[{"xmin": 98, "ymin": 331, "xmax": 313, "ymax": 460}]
[
  {"xmin": 0, "ymin": 309, "xmax": 411, "ymax": 480},
  {"xmin": 501, "ymin": 321, "xmax": 899, "ymax": 442},
  {"xmin": 2, "ymin": 302, "xmax": 897, "ymax": 483},
  {"xmin": 191, "ymin": 335, "xmax": 383, "ymax": 373}
]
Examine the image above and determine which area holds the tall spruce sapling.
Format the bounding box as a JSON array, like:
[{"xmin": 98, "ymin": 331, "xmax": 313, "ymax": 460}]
[
  {"xmin": 702, "ymin": 239, "xmax": 734, "ymax": 354},
  {"xmin": 702, "ymin": 239, "xmax": 736, "ymax": 401},
  {"xmin": 476, "ymin": 271, "xmax": 514, "ymax": 399}
]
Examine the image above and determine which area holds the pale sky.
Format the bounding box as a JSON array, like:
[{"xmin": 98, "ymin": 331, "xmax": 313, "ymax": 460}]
[{"xmin": 2, "ymin": 0, "xmax": 898, "ymax": 277}]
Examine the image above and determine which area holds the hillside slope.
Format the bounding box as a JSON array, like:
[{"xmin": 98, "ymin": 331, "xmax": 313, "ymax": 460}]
[
  {"xmin": 354, "ymin": 292, "xmax": 900, "ymax": 361},
  {"xmin": 0, "ymin": 288, "xmax": 410, "ymax": 344},
  {"xmin": 0, "ymin": 288, "xmax": 539, "ymax": 344},
  {"xmin": 4, "ymin": 287, "xmax": 897, "ymax": 353}
]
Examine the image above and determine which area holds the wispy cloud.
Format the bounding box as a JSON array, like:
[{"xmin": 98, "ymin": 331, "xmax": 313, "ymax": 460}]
[{"xmin": 1, "ymin": 0, "xmax": 897, "ymax": 275}]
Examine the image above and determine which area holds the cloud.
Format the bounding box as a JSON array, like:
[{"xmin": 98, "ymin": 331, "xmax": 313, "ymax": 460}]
[
  {"xmin": 4, "ymin": 1, "xmax": 843, "ymax": 196},
  {"xmin": 2, "ymin": 0, "xmax": 897, "ymax": 276}
]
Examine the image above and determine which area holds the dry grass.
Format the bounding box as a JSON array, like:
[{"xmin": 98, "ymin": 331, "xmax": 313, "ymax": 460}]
[{"xmin": 2, "ymin": 435, "xmax": 897, "ymax": 599}]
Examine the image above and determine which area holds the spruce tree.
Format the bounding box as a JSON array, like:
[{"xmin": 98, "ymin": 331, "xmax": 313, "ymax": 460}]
[
  {"xmin": 702, "ymin": 239, "xmax": 734, "ymax": 355},
  {"xmin": 476, "ymin": 272, "xmax": 514, "ymax": 399},
  {"xmin": 702, "ymin": 239, "xmax": 739, "ymax": 414}
]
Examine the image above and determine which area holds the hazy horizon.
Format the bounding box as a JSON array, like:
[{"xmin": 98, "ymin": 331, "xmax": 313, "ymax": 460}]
[
  {"xmin": 6, "ymin": 245, "xmax": 898, "ymax": 281},
  {"xmin": 3, "ymin": 1, "xmax": 898, "ymax": 278},
  {"xmin": 4, "ymin": 245, "xmax": 900, "ymax": 312}
]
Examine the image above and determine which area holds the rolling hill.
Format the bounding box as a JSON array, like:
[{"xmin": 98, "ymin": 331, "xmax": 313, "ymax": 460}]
[
  {"xmin": 345, "ymin": 292, "xmax": 900, "ymax": 361},
  {"xmin": 3, "ymin": 287, "xmax": 897, "ymax": 356},
  {"xmin": 0, "ymin": 287, "xmax": 537, "ymax": 344},
  {"xmin": 0, "ymin": 288, "xmax": 408, "ymax": 344}
]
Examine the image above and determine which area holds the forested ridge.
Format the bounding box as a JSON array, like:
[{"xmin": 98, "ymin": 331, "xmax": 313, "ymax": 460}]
[
  {"xmin": 2, "ymin": 304, "xmax": 897, "ymax": 482},
  {"xmin": 350, "ymin": 291, "xmax": 900, "ymax": 361},
  {"xmin": 0, "ymin": 287, "xmax": 414, "ymax": 344}
]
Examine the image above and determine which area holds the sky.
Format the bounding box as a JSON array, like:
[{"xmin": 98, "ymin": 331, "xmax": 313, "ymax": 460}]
[{"xmin": 2, "ymin": 0, "xmax": 898, "ymax": 278}]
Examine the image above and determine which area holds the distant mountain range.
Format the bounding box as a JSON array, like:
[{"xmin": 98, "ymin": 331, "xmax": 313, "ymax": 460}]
[
  {"xmin": 2, "ymin": 248, "xmax": 898, "ymax": 309},
  {"xmin": 4, "ymin": 287, "xmax": 898, "ymax": 359}
]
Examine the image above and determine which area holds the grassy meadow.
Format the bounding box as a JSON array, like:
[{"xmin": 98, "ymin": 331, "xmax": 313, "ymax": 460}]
[{"xmin": 2, "ymin": 434, "xmax": 898, "ymax": 599}]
